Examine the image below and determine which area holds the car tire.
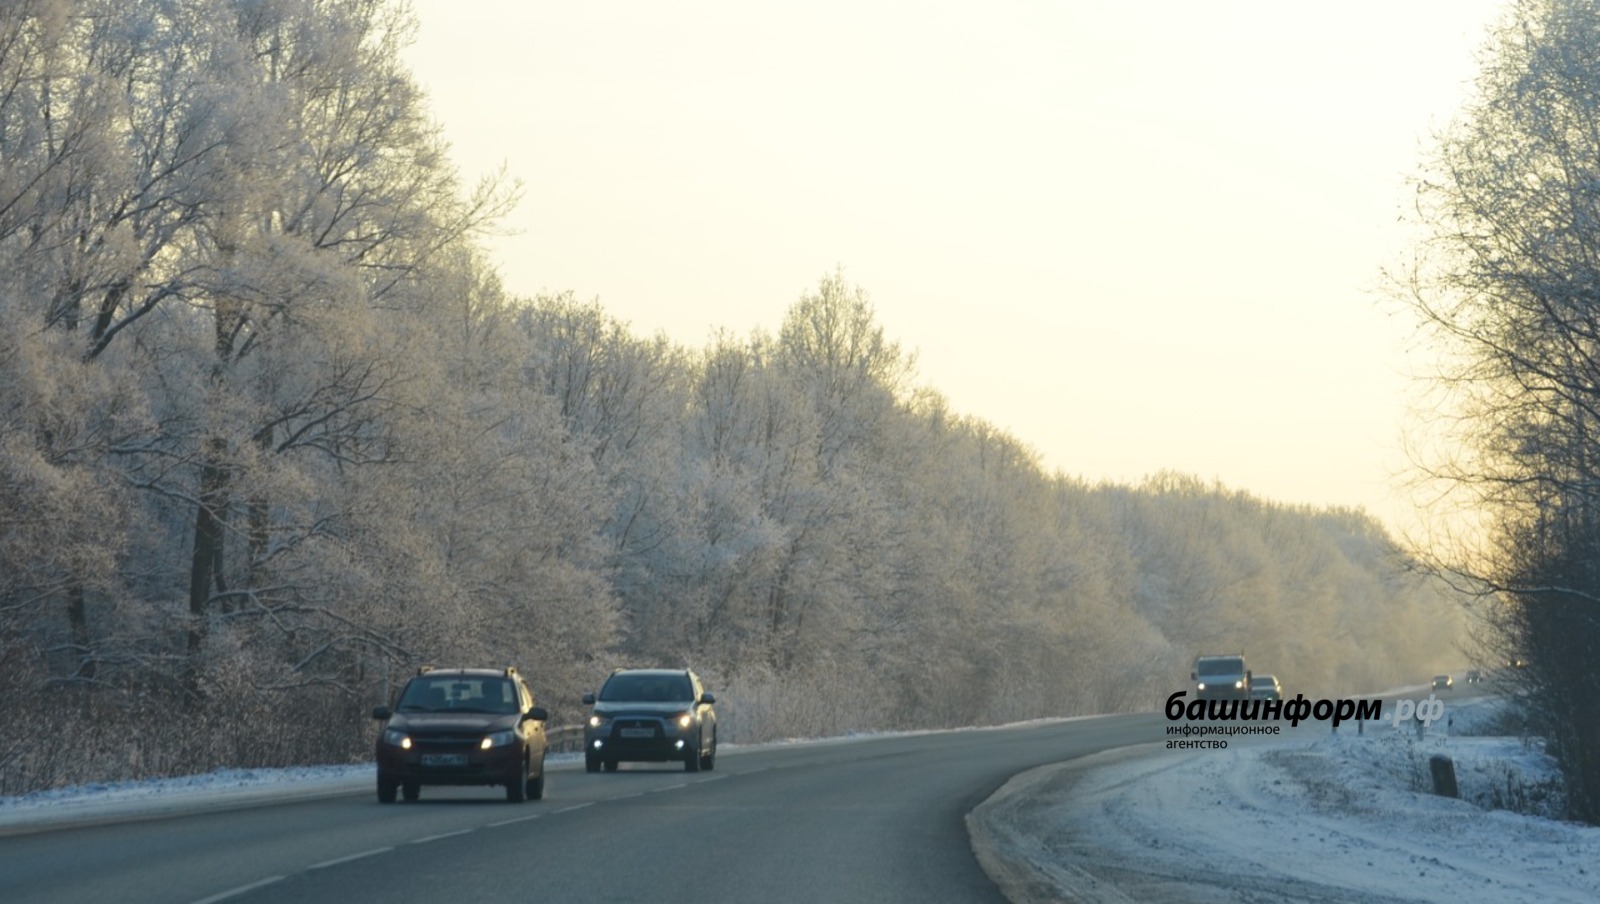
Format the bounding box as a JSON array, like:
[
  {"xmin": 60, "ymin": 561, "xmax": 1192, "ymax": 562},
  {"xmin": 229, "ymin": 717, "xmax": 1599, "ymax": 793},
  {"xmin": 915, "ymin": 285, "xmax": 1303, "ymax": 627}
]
[
  {"xmin": 530, "ymin": 753, "xmax": 546, "ymax": 800},
  {"xmin": 507, "ymin": 760, "xmax": 528, "ymax": 803},
  {"xmin": 700, "ymin": 732, "xmax": 716, "ymax": 771},
  {"xmin": 603, "ymin": 758, "xmax": 619, "ymax": 772},
  {"xmin": 685, "ymin": 735, "xmax": 702, "ymax": 772},
  {"xmin": 402, "ymin": 780, "xmax": 420, "ymax": 802},
  {"xmin": 585, "ymin": 754, "xmax": 601, "ymax": 773},
  {"xmin": 377, "ymin": 774, "xmax": 398, "ymax": 804}
]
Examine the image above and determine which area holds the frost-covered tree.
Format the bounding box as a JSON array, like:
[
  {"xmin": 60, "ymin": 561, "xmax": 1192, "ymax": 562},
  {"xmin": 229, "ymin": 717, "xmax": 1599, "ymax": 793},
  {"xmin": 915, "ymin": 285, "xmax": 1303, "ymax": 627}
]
[
  {"xmin": 1401, "ymin": 0, "xmax": 1600, "ymax": 823},
  {"xmin": 0, "ymin": 0, "xmax": 1467, "ymax": 794}
]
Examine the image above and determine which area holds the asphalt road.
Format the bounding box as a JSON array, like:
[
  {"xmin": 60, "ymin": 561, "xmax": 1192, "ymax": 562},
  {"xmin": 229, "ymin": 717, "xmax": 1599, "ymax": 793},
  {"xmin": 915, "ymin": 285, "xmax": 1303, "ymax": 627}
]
[{"xmin": 0, "ymin": 713, "xmax": 1161, "ymax": 904}]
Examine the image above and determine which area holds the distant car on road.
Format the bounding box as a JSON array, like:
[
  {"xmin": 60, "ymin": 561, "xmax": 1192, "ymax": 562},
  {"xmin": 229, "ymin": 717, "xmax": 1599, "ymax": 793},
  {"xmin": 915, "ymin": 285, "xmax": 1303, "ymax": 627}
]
[
  {"xmin": 583, "ymin": 668, "xmax": 717, "ymax": 773},
  {"xmin": 1465, "ymin": 669, "xmax": 1483, "ymax": 684},
  {"xmin": 372, "ymin": 666, "xmax": 549, "ymax": 803},
  {"xmin": 1248, "ymin": 674, "xmax": 1283, "ymax": 701},
  {"xmin": 1432, "ymin": 674, "xmax": 1453, "ymax": 690},
  {"xmin": 1191, "ymin": 654, "xmax": 1251, "ymax": 700}
]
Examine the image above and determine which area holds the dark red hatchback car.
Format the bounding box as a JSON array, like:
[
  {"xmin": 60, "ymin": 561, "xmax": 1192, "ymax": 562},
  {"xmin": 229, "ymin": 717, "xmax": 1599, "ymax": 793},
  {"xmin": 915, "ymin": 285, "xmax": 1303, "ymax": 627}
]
[{"xmin": 372, "ymin": 667, "xmax": 549, "ymax": 803}]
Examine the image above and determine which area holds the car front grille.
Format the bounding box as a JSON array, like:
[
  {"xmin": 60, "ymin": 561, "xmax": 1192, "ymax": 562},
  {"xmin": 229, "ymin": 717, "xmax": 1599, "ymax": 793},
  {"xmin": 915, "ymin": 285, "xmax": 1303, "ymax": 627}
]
[{"xmin": 410, "ymin": 733, "xmax": 483, "ymax": 748}]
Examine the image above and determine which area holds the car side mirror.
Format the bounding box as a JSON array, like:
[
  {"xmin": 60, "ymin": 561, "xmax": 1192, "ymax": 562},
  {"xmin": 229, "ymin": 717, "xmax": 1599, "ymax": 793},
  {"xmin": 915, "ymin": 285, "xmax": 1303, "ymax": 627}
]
[
  {"xmin": 1246, "ymin": 670, "xmax": 1253, "ymax": 681},
  {"xmin": 700, "ymin": 692, "xmax": 715, "ymax": 705},
  {"xmin": 582, "ymin": 692, "xmax": 596, "ymax": 705},
  {"xmin": 1189, "ymin": 671, "xmax": 1197, "ymax": 681},
  {"xmin": 372, "ymin": 705, "xmax": 391, "ymax": 721},
  {"xmin": 526, "ymin": 706, "xmax": 549, "ymax": 722}
]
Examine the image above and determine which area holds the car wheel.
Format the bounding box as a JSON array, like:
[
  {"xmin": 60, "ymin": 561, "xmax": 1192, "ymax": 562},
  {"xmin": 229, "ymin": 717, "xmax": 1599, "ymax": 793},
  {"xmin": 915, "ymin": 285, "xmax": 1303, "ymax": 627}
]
[
  {"xmin": 685, "ymin": 735, "xmax": 702, "ymax": 772},
  {"xmin": 700, "ymin": 732, "xmax": 716, "ymax": 771},
  {"xmin": 528, "ymin": 759, "xmax": 545, "ymax": 801},
  {"xmin": 585, "ymin": 754, "xmax": 601, "ymax": 774},
  {"xmin": 603, "ymin": 758, "xmax": 619, "ymax": 772},
  {"xmin": 402, "ymin": 780, "xmax": 420, "ymax": 802},
  {"xmin": 506, "ymin": 760, "xmax": 528, "ymax": 803},
  {"xmin": 377, "ymin": 774, "xmax": 398, "ymax": 804}
]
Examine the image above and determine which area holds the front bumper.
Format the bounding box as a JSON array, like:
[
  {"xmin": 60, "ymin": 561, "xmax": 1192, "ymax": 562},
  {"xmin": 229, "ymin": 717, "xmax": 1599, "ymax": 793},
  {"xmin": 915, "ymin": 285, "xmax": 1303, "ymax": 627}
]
[
  {"xmin": 585, "ymin": 716, "xmax": 695, "ymax": 762},
  {"xmin": 1193, "ymin": 686, "xmax": 1251, "ymax": 701},
  {"xmin": 376, "ymin": 743, "xmax": 522, "ymax": 786}
]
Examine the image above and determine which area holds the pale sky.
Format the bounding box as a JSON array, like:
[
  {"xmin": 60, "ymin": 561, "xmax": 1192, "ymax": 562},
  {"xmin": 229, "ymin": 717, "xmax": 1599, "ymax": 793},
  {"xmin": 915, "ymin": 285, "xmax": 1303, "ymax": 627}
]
[{"xmin": 402, "ymin": 1, "xmax": 1507, "ymax": 538}]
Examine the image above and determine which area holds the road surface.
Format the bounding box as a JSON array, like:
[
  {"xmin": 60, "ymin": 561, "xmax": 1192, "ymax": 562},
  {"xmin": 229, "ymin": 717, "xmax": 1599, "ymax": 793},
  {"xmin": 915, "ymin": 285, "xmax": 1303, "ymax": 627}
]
[{"xmin": 1, "ymin": 714, "xmax": 1161, "ymax": 903}]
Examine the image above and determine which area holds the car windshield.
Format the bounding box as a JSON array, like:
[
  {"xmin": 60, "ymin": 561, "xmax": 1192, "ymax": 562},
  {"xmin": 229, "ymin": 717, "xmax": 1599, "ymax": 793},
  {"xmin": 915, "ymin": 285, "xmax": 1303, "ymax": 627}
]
[
  {"xmin": 599, "ymin": 673, "xmax": 694, "ymax": 703},
  {"xmin": 397, "ymin": 677, "xmax": 519, "ymax": 714},
  {"xmin": 1196, "ymin": 659, "xmax": 1243, "ymax": 676}
]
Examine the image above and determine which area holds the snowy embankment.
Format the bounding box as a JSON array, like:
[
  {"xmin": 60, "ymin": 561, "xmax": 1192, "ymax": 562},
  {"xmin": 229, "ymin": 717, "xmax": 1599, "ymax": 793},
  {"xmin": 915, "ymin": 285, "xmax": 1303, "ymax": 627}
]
[
  {"xmin": 970, "ymin": 696, "xmax": 1595, "ymax": 904},
  {"xmin": 0, "ymin": 763, "xmax": 373, "ymax": 834},
  {"xmin": 0, "ymin": 750, "xmax": 588, "ymax": 835}
]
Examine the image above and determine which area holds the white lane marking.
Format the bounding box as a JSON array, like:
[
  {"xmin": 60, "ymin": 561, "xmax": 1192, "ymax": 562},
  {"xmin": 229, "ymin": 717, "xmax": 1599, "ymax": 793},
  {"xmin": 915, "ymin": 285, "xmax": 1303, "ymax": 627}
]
[
  {"xmin": 553, "ymin": 802, "xmax": 594, "ymax": 814},
  {"xmin": 410, "ymin": 828, "xmax": 474, "ymax": 844},
  {"xmin": 486, "ymin": 813, "xmax": 543, "ymax": 827},
  {"xmin": 650, "ymin": 783, "xmax": 687, "ymax": 793},
  {"xmin": 187, "ymin": 875, "xmax": 285, "ymax": 904},
  {"xmin": 308, "ymin": 847, "xmax": 392, "ymax": 870}
]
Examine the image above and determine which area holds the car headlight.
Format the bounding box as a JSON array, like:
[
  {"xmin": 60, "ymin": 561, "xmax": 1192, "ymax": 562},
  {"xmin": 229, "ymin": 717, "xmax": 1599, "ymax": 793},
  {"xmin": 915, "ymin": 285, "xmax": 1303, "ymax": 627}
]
[
  {"xmin": 588, "ymin": 715, "xmax": 610, "ymax": 729},
  {"xmin": 1196, "ymin": 682, "xmax": 1206, "ymax": 691},
  {"xmin": 382, "ymin": 729, "xmax": 411, "ymax": 749},
  {"xmin": 481, "ymin": 730, "xmax": 516, "ymax": 750},
  {"xmin": 1234, "ymin": 680, "xmax": 1244, "ymax": 689},
  {"xmin": 670, "ymin": 712, "xmax": 693, "ymax": 730}
]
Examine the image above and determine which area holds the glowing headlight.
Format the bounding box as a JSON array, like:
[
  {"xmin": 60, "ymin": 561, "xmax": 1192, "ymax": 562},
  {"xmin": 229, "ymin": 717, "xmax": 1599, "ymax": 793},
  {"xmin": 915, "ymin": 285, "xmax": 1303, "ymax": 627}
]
[
  {"xmin": 589, "ymin": 715, "xmax": 609, "ymax": 729},
  {"xmin": 481, "ymin": 730, "xmax": 516, "ymax": 749},
  {"xmin": 671, "ymin": 712, "xmax": 693, "ymax": 730},
  {"xmin": 1234, "ymin": 680, "xmax": 1244, "ymax": 689},
  {"xmin": 382, "ymin": 729, "xmax": 411, "ymax": 749},
  {"xmin": 1196, "ymin": 682, "xmax": 1206, "ymax": 691}
]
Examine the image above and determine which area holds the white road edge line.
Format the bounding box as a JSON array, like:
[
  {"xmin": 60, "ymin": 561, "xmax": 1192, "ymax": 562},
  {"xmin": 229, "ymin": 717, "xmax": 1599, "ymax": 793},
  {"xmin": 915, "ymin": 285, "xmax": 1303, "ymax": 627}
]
[
  {"xmin": 553, "ymin": 802, "xmax": 595, "ymax": 814},
  {"xmin": 651, "ymin": 783, "xmax": 688, "ymax": 792},
  {"xmin": 486, "ymin": 813, "xmax": 543, "ymax": 827},
  {"xmin": 187, "ymin": 875, "xmax": 286, "ymax": 904},
  {"xmin": 308, "ymin": 847, "xmax": 393, "ymax": 870},
  {"xmin": 410, "ymin": 828, "xmax": 475, "ymax": 844}
]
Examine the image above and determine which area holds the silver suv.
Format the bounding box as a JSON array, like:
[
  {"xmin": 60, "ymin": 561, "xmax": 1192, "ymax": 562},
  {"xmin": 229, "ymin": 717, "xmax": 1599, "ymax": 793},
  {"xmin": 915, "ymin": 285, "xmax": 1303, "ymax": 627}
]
[
  {"xmin": 583, "ymin": 669, "xmax": 717, "ymax": 773},
  {"xmin": 1191, "ymin": 654, "xmax": 1252, "ymax": 701}
]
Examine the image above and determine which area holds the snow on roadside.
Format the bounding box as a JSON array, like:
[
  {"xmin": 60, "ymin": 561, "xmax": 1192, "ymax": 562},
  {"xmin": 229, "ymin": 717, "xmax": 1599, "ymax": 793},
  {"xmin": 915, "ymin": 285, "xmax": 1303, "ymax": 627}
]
[
  {"xmin": 0, "ymin": 763, "xmax": 376, "ymax": 833},
  {"xmin": 0, "ymin": 752, "xmax": 588, "ymax": 834},
  {"xmin": 985, "ymin": 697, "xmax": 1598, "ymax": 903},
  {"xmin": 0, "ymin": 763, "xmax": 374, "ymax": 814}
]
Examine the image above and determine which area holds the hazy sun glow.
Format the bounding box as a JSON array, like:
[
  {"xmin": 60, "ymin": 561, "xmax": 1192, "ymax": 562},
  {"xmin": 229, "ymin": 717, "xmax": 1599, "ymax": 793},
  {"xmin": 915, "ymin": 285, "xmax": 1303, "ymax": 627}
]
[{"xmin": 402, "ymin": 0, "xmax": 1506, "ymax": 539}]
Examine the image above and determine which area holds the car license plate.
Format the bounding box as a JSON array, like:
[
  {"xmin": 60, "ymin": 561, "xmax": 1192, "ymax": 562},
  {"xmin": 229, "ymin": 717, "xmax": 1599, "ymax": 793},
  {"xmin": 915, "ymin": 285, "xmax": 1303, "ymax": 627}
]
[
  {"xmin": 421, "ymin": 753, "xmax": 467, "ymax": 766},
  {"xmin": 619, "ymin": 727, "xmax": 655, "ymax": 738}
]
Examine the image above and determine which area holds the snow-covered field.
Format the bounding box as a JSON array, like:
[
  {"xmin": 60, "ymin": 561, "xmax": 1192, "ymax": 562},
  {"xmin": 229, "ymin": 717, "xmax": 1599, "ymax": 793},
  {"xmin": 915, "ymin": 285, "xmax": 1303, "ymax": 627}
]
[{"xmin": 970, "ymin": 696, "xmax": 1597, "ymax": 903}]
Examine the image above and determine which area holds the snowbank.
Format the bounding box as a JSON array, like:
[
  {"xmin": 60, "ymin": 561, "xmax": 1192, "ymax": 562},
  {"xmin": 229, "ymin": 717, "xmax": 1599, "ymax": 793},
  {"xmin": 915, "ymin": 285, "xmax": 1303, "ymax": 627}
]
[{"xmin": 971, "ymin": 698, "xmax": 1596, "ymax": 903}]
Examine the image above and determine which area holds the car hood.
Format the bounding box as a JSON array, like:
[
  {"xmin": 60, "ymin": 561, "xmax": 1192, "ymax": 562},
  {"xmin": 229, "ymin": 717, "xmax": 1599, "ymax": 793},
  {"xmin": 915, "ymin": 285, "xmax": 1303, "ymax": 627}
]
[
  {"xmin": 388, "ymin": 711, "xmax": 519, "ymax": 733},
  {"xmin": 591, "ymin": 701, "xmax": 696, "ymax": 717}
]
